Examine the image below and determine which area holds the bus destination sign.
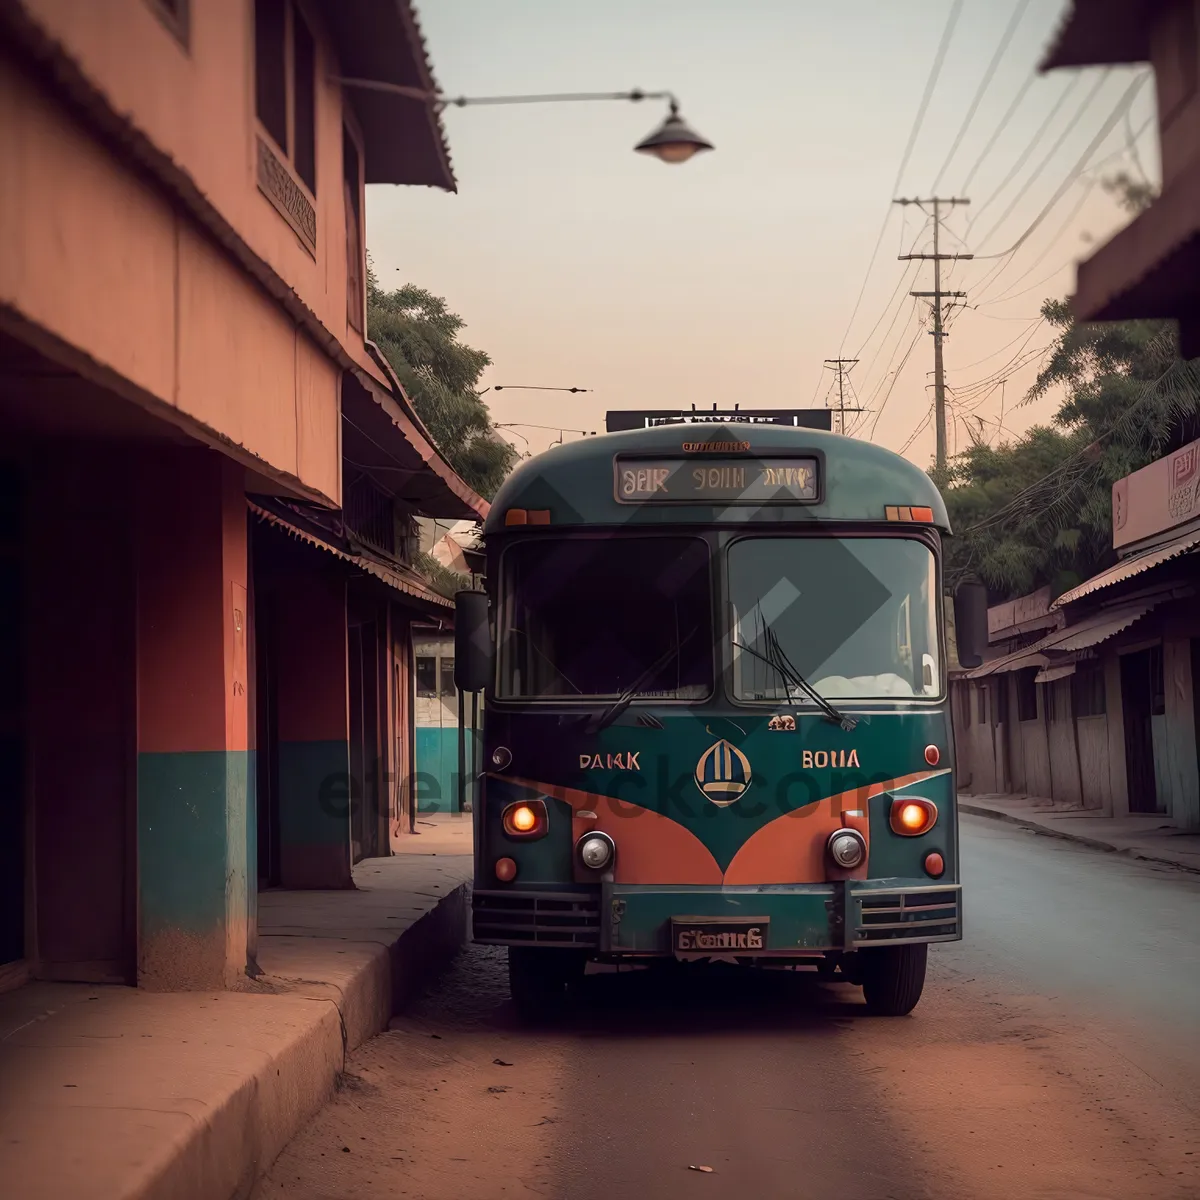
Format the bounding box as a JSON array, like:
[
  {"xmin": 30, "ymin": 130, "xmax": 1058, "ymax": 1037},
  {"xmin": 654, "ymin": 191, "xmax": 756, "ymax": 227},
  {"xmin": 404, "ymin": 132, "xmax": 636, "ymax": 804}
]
[{"xmin": 615, "ymin": 456, "xmax": 820, "ymax": 504}]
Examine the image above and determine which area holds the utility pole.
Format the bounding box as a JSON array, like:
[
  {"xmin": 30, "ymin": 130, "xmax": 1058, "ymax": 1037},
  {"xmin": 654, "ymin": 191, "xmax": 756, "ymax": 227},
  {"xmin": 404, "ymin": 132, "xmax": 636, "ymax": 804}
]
[
  {"xmin": 894, "ymin": 197, "xmax": 972, "ymax": 472},
  {"xmin": 823, "ymin": 358, "xmax": 858, "ymax": 435}
]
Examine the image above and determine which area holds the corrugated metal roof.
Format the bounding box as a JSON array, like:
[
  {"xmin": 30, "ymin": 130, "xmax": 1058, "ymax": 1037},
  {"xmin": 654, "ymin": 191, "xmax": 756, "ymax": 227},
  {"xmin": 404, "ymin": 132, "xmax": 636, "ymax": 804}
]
[
  {"xmin": 1040, "ymin": 602, "xmax": 1153, "ymax": 652},
  {"xmin": 249, "ymin": 501, "xmax": 452, "ymax": 610},
  {"xmin": 960, "ymin": 598, "xmax": 1158, "ymax": 679},
  {"xmin": 1052, "ymin": 532, "xmax": 1200, "ymax": 607},
  {"xmin": 960, "ymin": 645, "xmax": 1050, "ymax": 680},
  {"xmin": 1035, "ymin": 663, "xmax": 1077, "ymax": 685}
]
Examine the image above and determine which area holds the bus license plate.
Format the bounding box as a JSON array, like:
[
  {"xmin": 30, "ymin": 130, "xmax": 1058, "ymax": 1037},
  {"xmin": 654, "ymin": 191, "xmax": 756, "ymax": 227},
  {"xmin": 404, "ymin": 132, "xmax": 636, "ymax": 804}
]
[{"xmin": 672, "ymin": 918, "xmax": 770, "ymax": 957}]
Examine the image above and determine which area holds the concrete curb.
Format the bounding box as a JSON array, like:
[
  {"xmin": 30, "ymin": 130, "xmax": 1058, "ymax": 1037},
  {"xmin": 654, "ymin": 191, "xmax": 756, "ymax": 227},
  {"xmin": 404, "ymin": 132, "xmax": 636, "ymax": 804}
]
[
  {"xmin": 960, "ymin": 803, "xmax": 1200, "ymax": 875},
  {"xmin": 138, "ymin": 881, "xmax": 470, "ymax": 1200}
]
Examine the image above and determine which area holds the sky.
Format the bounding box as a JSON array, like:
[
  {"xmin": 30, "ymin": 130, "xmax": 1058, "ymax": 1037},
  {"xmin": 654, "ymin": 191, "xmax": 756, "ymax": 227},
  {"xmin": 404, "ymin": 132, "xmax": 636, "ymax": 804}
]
[{"xmin": 367, "ymin": 0, "xmax": 1160, "ymax": 466}]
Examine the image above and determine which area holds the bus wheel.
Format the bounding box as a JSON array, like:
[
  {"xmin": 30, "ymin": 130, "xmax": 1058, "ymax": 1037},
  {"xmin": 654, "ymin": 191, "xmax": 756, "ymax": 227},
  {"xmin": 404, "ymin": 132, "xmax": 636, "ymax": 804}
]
[
  {"xmin": 860, "ymin": 944, "xmax": 927, "ymax": 1016},
  {"xmin": 508, "ymin": 947, "xmax": 576, "ymax": 1023}
]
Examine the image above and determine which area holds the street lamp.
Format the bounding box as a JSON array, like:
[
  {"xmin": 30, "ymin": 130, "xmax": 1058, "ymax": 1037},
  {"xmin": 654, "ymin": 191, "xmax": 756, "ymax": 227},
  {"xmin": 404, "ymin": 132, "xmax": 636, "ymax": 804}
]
[
  {"xmin": 477, "ymin": 385, "xmax": 593, "ymax": 396},
  {"xmin": 328, "ymin": 78, "xmax": 714, "ymax": 164}
]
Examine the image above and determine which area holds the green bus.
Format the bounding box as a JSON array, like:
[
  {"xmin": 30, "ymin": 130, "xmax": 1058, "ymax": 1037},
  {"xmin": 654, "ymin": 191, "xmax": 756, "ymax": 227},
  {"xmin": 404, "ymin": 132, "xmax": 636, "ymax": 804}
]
[{"xmin": 453, "ymin": 421, "xmax": 987, "ymax": 1018}]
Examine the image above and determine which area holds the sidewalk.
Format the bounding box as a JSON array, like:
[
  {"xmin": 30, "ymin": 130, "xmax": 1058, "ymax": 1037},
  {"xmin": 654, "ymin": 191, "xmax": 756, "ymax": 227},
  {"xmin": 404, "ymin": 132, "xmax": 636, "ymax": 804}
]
[
  {"xmin": 960, "ymin": 793, "xmax": 1200, "ymax": 874},
  {"xmin": 0, "ymin": 814, "xmax": 474, "ymax": 1200}
]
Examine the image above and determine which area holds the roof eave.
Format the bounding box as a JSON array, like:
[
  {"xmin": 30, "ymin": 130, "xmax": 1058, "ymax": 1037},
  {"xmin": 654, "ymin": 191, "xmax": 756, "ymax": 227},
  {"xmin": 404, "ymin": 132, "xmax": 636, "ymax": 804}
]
[{"xmin": 1039, "ymin": 1, "xmax": 1153, "ymax": 72}]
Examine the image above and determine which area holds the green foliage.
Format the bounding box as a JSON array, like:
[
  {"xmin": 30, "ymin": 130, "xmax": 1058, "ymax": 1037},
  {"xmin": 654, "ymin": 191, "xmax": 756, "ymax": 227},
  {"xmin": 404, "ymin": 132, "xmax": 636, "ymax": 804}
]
[
  {"xmin": 366, "ymin": 260, "xmax": 518, "ymax": 500},
  {"xmin": 941, "ymin": 177, "xmax": 1200, "ymax": 602},
  {"xmin": 414, "ymin": 551, "xmax": 472, "ymax": 600}
]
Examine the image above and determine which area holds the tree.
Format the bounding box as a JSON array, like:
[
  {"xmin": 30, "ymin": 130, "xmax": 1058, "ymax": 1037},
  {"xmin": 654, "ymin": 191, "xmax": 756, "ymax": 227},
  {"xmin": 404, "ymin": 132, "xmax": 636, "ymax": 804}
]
[
  {"xmin": 366, "ymin": 261, "xmax": 518, "ymax": 499},
  {"xmin": 941, "ymin": 176, "xmax": 1200, "ymax": 602}
]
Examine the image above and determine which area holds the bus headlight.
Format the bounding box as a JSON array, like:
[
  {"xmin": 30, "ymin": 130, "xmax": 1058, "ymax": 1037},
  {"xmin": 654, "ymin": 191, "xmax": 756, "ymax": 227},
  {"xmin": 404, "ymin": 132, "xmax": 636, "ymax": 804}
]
[
  {"xmin": 502, "ymin": 799, "xmax": 548, "ymax": 839},
  {"xmin": 827, "ymin": 828, "xmax": 866, "ymax": 869},
  {"xmin": 890, "ymin": 797, "xmax": 938, "ymax": 837},
  {"xmin": 576, "ymin": 832, "xmax": 616, "ymax": 871}
]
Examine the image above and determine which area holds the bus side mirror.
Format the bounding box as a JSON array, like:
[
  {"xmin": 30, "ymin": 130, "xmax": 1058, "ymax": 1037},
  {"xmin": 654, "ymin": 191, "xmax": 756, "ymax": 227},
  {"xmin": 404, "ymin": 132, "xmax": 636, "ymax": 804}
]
[
  {"xmin": 954, "ymin": 582, "xmax": 988, "ymax": 669},
  {"xmin": 454, "ymin": 590, "xmax": 492, "ymax": 692}
]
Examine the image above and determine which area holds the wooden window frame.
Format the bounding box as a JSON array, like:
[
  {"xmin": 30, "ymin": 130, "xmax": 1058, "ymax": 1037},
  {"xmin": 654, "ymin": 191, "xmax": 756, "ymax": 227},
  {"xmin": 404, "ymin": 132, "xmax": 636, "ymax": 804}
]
[{"xmin": 253, "ymin": 0, "xmax": 319, "ymax": 256}]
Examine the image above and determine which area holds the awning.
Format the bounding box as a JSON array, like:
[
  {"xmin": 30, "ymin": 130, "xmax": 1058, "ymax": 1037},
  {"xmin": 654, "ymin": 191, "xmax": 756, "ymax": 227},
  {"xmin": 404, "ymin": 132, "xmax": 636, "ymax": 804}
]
[
  {"xmin": 249, "ymin": 499, "xmax": 451, "ymax": 611},
  {"xmin": 1035, "ymin": 663, "xmax": 1077, "ymax": 685},
  {"xmin": 1039, "ymin": 602, "xmax": 1155, "ymax": 652},
  {"xmin": 959, "ymin": 645, "xmax": 1050, "ymax": 680},
  {"xmin": 1052, "ymin": 530, "xmax": 1200, "ymax": 607},
  {"xmin": 316, "ymin": 1, "xmax": 455, "ymax": 190},
  {"xmin": 1040, "ymin": 1, "xmax": 1152, "ymax": 70},
  {"xmin": 343, "ymin": 359, "xmax": 489, "ymax": 521}
]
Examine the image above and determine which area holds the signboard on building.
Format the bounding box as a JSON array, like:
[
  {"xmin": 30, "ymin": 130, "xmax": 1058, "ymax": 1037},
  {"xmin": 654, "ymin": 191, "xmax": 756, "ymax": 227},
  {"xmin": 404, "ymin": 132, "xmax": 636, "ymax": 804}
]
[
  {"xmin": 1113, "ymin": 435, "xmax": 1200, "ymax": 550},
  {"xmin": 605, "ymin": 408, "xmax": 834, "ymax": 433}
]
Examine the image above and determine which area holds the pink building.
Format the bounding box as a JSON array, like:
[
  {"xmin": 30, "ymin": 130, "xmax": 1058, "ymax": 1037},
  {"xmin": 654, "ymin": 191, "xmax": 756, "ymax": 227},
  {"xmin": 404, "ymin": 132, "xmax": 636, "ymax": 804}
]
[{"xmin": 0, "ymin": 0, "xmax": 486, "ymax": 994}]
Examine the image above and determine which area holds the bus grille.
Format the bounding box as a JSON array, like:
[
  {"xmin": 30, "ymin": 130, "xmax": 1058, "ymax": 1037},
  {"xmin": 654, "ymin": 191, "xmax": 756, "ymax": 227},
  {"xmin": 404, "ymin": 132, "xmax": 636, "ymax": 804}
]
[
  {"xmin": 853, "ymin": 887, "xmax": 961, "ymax": 946},
  {"xmin": 473, "ymin": 889, "xmax": 601, "ymax": 948}
]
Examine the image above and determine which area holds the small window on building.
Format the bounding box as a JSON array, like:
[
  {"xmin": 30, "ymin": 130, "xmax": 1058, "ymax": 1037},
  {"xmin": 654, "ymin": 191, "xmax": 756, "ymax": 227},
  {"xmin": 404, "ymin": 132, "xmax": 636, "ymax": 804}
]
[
  {"xmin": 416, "ymin": 656, "xmax": 437, "ymax": 697},
  {"xmin": 1072, "ymin": 661, "xmax": 1106, "ymax": 718},
  {"xmin": 255, "ymin": 0, "xmax": 288, "ymax": 152},
  {"xmin": 439, "ymin": 657, "xmax": 456, "ymax": 699},
  {"xmin": 1016, "ymin": 669, "xmax": 1037, "ymax": 722},
  {"xmin": 292, "ymin": 8, "xmax": 317, "ymax": 193},
  {"xmin": 343, "ymin": 128, "xmax": 364, "ymax": 332},
  {"xmin": 254, "ymin": 0, "xmax": 317, "ymax": 194},
  {"xmin": 148, "ymin": 0, "xmax": 189, "ymax": 45}
]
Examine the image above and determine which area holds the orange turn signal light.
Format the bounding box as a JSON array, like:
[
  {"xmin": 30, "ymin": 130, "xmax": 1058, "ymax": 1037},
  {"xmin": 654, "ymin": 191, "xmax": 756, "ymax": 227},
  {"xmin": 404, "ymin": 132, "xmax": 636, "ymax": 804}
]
[
  {"xmin": 885, "ymin": 505, "xmax": 935, "ymax": 523},
  {"xmin": 890, "ymin": 796, "xmax": 938, "ymax": 837},
  {"xmin": 504, "ymin": 509, "xmax": 528, "ymax": 526},
  {"xmin": 495, "ymin": 857, "xmax": 517, "ymax": 882},
  {"xmin": 501, "ymin": 799, "xmax": 548, "ymax": 839},
  {"xmin": 923, "ymin": 851, "xmax": 945, "ymax": 878}
]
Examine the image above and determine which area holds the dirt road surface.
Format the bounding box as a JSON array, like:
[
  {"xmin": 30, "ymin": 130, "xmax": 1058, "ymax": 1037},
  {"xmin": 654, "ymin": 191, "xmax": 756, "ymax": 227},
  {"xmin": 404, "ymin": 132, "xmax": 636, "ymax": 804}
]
[{"xmin": 254, "ymin": 817, "xmax": 1200, "ymax": 1199}]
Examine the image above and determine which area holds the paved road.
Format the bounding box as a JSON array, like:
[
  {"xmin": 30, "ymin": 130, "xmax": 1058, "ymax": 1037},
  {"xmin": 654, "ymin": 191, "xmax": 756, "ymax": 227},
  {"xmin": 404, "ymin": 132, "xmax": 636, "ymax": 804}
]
[{"xmin": 255, "ymin": 817, "xmax": 1200, "ymax": 1200}]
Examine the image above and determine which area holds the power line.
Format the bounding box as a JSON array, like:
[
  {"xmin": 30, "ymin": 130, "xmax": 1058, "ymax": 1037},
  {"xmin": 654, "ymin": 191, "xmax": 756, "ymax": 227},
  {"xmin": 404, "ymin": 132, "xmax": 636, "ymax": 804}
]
[
  {"xmin": 960, "ymin": 72, "xmax": 1036, "ymax": 193},
  {"xmin": 969, "ymin": 71, "xmax": 1150, "ymax": 264},
  {"xmin": 833, "ymin": 0, "xmax": 965, "ymax": 359},
  {"xmin": 868, "ymin": 320, "xmax": 927, "ymax": 442},
  {"xmin": 931, "ymin": 0, "xmax": 1033, "ymax": 191},
  {"xmin": 972, "ymin": 71, "xmax": 1103, "ymax": 248}
]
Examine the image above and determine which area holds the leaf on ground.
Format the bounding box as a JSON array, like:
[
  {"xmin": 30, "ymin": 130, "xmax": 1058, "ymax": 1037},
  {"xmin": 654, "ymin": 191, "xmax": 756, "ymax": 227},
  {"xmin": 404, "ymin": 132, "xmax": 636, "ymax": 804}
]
[
  {"xmin": 688, "ymin": 1165, "xmax": 714, "ymax": 1173},
  {"xmin": 493, "ymin": 1058, "xmax": 513, "ymax": 1066}
]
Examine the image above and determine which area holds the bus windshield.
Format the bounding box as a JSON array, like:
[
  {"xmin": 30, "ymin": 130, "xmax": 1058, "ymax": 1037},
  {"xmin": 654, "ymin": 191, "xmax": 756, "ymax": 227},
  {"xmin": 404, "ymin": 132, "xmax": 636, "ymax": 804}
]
[
  {"xmin": 729, "ymin": 536, "xmax": 941, "ymax": 702},
  {"xmin": 497, "ymin": 536, "xmax": 713, "ymax": 701}
]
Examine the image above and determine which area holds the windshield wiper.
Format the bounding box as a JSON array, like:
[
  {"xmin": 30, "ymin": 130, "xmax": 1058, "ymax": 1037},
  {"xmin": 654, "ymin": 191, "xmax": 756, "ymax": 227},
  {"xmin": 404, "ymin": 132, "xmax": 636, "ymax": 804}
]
[
  {"xmin": 583, "ymin": 626, "xmax": 700, "ymax": 734},
  {"xmin": 733, "ymin": 635, "xmax": 858, "ymax": 732}
]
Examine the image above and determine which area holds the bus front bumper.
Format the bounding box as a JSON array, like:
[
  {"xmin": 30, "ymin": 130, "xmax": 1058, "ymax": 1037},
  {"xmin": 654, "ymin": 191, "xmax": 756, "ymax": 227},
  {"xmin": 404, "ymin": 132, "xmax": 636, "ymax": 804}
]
[{"xmin": 472, "ymin": 881, "xmax": 962, "ymax": 955}]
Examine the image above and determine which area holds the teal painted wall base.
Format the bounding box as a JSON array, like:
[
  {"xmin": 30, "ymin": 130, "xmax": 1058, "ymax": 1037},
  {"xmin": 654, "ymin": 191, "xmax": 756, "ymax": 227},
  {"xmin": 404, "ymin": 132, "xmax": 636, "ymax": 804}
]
[
  {"xmin": 138, "ymin": 749, "xmax": 252, "ymax": 989},
  {"xmin": 416, "ymin": 727, "xmax": 476, "ymax": 813},
  {"xmin": 277, "ymin": 739, "xmax": 352, "ymax": 887}
]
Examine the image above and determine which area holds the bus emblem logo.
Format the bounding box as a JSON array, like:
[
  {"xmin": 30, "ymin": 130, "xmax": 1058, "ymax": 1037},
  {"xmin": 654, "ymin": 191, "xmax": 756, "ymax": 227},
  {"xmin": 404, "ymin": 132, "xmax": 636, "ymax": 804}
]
[{"xmin": 695, "ymin": 739, "xmax": 752, "ymax": 807}]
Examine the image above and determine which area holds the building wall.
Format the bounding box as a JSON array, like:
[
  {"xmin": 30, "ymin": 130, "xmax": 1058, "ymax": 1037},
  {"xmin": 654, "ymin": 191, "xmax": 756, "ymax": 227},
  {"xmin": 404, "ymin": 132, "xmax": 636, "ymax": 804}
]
[
  {"xmin": 9, "ymin": 0, "xmax": 382, "ymax": 380},
  {"xmin": 413, "ymin": 633, "xmax": 475, "ymax": 813},
  {"xmin": 0, "ymin": 8, "xmax": 354, "ymax": 506},
  {"xmin": 1149, "ymin": 0, "xmax": 1200, "ymax": 191}
]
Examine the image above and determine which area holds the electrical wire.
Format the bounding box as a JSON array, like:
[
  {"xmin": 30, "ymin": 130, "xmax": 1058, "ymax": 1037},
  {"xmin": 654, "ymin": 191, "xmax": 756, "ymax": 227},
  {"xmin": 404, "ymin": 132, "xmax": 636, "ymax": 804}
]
[
  {"xmin": 960, "ymin": 72, "xmax": 1036, "ymax": 193},
  {"xmin": 833, "ymin": 0, "xmax": 965, "ymax": 359},
  {"xmin": 972, "ymin": 69, "xmax": 1109, "ymax": 249},
  {"xmin": 932, "ymin": 0, "xmax": 1033, "ymax": 192},
  {"xmin": 969, "ymin": 71, "xmax": 1150, "ymax": 263}
]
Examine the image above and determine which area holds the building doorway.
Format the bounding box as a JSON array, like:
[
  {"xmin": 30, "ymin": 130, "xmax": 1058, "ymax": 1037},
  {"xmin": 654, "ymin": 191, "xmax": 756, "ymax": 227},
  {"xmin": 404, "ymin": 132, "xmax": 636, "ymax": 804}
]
[
  {"xmin": 1120, "ymin": 647, "xmax": 1162, "ymax": 814},
  {"xmin": 0, "ymin": 465, "xmax": 23, "ymax": 970}
]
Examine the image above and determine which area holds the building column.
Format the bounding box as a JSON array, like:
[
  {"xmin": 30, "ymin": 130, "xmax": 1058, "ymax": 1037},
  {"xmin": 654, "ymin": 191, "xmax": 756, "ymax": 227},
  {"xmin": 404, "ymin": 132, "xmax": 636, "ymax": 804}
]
[
  {"xmin": 1163, "ymin": 627, "xmax": 1200, "ymax": 830},
  {"xmin": 136, "ymin": 449, "xmax": 252, "ymax": 989},
  {"xmin": 274, "ymin": 560, "xmax": 353, "ymax": 888}
]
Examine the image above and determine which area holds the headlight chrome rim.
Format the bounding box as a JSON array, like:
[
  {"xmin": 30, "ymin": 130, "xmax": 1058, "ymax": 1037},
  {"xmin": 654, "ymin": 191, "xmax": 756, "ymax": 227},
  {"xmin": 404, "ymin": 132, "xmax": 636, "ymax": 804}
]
[
  {"xmin": 576, "ymin": 831, "xmax": 616, "ymax": 872},
  {"xmin": 827, "ymin": 827, "xmax": 867, "ymax": 869}
]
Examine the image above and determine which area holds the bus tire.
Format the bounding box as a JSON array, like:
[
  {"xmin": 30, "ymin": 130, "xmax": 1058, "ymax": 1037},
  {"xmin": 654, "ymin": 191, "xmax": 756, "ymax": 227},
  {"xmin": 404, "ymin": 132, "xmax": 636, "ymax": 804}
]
[
  {"xmin": 507, "ymin": 947, "xmax": 573, "ymax": 1023},
  {"xmin": 860, "ymin": 943, "xmax": 927, "ymax": 1016}
]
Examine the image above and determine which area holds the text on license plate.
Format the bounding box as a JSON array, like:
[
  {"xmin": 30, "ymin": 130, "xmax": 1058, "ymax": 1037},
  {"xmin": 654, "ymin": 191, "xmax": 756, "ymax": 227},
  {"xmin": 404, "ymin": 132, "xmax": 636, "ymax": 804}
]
[{"xmin": 672, "ymin": 919, "xmax": 770, "ymax": 954}]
